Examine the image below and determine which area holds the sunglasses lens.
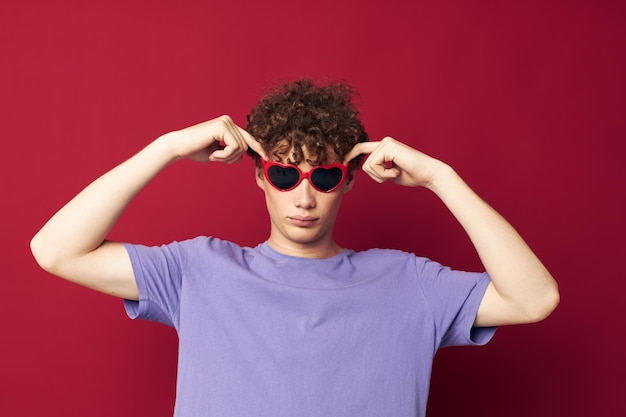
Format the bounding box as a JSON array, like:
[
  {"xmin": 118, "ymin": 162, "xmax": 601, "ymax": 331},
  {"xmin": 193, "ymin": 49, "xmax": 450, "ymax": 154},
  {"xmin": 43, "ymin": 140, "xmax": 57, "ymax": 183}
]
[
  {"xmin": 267, "ymin": 165, "xmax": 300, "ymax": 190},
  {"xmin": 311, "ymin": 167, "xmax": 344, "ymax": 191}
]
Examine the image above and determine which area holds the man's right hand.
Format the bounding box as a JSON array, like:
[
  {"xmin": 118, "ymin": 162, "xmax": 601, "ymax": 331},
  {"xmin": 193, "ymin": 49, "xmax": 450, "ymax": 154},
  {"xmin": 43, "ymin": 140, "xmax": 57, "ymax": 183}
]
[{"xmin": 162, "ymin": 115, "xmax": 268, "ymax": 164}]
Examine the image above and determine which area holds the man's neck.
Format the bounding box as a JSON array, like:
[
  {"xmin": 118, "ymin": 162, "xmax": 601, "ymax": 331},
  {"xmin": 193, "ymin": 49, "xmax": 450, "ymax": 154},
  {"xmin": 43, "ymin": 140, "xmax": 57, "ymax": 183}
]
[{"xmin": 266, "ymin": 237, "xmax": 343, "ymax": 259}]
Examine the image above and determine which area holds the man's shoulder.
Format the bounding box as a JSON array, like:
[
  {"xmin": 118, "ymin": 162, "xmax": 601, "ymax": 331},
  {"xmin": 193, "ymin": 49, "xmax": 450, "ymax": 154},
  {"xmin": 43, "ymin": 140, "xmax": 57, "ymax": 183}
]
[{"xmin": 133, "ymin": 236, "xmax": 251, "ymax": 262}]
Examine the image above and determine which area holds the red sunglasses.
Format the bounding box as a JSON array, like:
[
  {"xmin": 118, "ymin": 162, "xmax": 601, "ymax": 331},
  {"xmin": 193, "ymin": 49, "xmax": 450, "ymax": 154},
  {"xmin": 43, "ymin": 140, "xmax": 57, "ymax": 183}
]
[{"xmin": 261, "ymin": 159, "xmax": 348, "ymax": 193}]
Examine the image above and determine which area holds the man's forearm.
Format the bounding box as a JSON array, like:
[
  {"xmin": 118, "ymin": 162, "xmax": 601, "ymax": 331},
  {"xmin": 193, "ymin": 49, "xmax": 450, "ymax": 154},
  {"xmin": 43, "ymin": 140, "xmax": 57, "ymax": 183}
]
[
  {"xmin": 31, "ymin": 135, "xmax": 176, "ymax": 272},
  {"xmin": 427, "ymin": 163, "xmax": 560, "ymax": 325}
]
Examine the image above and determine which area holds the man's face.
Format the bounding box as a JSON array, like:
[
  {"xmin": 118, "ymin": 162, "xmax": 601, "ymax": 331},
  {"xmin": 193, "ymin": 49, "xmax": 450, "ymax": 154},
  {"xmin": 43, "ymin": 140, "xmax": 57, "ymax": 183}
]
[{"xmin": 255, "ymin": 146, "xmax": 354, "ymax": 257}]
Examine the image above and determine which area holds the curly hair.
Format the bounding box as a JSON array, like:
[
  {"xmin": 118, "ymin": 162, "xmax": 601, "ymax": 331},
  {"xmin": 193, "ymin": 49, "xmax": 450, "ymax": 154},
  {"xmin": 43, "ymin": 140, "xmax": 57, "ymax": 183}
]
[{"xmin": 246, "ymin": 78, "xmax": 369, "ymax": 172}]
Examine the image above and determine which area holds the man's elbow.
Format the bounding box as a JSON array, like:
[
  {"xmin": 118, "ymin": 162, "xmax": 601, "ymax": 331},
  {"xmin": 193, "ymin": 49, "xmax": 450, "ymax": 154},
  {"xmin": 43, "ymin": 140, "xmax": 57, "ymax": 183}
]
[
  {"xmin": 30, "ymin": 233, "xmax": 62, "ymax": 275},
  {"xmin": 524, "ymin": 284, "xmax": 560, "ymax": 323}
]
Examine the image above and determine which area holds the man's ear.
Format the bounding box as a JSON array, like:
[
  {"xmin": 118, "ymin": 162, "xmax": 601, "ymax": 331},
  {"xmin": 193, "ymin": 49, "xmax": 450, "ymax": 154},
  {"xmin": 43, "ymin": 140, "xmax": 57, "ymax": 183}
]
[
  {"xmin": 343, "ymin": 173, "xmax": 355, "ymax": 193},
  {"xmin": 255, "ymin": 167, "xmax": 265, "ymax": 190}
]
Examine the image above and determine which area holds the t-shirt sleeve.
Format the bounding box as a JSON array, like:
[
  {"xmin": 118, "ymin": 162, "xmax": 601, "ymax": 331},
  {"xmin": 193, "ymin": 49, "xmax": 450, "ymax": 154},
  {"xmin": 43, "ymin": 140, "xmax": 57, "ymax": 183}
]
[
  {"xmin": 122, "ymin": 241, "xmax": 188, "ymax": 328},
  {"xmin": 415, "ymin": 257, "xmax": 496, "ymax": 348}
]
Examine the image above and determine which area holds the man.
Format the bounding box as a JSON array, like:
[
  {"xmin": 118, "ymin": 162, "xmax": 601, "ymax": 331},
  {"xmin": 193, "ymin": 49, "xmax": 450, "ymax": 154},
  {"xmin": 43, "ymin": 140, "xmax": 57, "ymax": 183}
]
[{"xmin": 31, "ymin": 79, "xmax": 559, "ymax": 416}]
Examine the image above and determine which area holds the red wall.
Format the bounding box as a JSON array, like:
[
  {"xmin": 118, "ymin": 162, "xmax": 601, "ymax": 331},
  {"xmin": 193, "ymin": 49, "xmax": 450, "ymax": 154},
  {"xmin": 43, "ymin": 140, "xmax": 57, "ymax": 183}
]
[{"xmin": 3, "ymin": 1, "xmax": 624, "ymax": 416}]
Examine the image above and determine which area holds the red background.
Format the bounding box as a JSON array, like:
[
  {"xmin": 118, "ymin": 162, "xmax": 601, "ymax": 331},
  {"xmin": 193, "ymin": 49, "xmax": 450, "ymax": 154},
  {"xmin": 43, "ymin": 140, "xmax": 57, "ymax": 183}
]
[{"xmin": 2, "ymin": 1, "xmax": 624, "ymax": 416}]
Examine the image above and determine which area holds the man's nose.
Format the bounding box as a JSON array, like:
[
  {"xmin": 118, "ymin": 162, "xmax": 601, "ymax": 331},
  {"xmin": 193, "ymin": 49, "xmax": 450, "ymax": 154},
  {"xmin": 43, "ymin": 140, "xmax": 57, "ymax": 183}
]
[{"xmin": 293, "ymin": 178, "xmax": 317, "ymax": 208}]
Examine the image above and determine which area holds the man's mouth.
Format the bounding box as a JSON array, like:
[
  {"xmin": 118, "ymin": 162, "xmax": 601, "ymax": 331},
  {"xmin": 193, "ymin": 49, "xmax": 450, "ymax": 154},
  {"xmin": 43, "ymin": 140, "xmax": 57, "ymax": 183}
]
[{"xmin": 288, "ymin": 216, "xmax": 319, "ymax": 227}]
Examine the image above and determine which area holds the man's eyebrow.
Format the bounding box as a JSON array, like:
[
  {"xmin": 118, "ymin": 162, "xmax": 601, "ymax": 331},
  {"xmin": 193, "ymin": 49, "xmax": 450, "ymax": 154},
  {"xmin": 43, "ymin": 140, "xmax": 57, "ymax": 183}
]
[{"xmin": 270, "ymin": 152, "xmax": 291, "ymax": 164}]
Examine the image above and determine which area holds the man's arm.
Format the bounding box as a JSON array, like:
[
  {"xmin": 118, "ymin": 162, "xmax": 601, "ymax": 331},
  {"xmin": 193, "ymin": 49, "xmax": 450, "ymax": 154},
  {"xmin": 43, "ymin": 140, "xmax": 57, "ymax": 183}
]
[
  {"xmin": 344, "ymin": 137, "xmax": 559, "ymax": 327},
  {"xmin": 30, "ymin": 116, "xmax": 267, "ymax": 300}
]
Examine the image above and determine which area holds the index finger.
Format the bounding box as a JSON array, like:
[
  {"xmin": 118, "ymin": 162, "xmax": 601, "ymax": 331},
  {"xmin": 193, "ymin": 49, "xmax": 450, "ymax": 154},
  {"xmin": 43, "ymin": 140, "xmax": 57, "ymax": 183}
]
[
  {"xmin": 240, "ymin": 128, "xmax": 269, "ymax": 161},
  {"xmin": 342, "ymin": 142, "xmax": 380, "ymax": 165}
]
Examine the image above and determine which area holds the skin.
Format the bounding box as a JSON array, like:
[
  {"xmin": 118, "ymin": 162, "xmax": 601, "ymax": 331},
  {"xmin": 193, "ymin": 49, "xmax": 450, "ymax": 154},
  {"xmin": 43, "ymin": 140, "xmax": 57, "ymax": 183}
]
[
  {"xmin": 256, "ymin": 148, "xmax": 353, "ymax": 259},
  {"xmin": 30, "ymin": 116, "xmax": 559, "ymax": 327},
  {"xmin": 30, "ymin": 116, "xmax": 264, "ymax": 301},
  {"xmin": 344, "ymin": 138, "xmax": 559, "ymax": 326}
]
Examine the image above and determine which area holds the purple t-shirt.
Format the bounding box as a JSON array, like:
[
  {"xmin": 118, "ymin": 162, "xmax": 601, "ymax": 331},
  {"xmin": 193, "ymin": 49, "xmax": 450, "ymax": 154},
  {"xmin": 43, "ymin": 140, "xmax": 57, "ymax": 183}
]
[{"xmin": 124, "ymin": 236, "xmax": 495, "ymax": 417}]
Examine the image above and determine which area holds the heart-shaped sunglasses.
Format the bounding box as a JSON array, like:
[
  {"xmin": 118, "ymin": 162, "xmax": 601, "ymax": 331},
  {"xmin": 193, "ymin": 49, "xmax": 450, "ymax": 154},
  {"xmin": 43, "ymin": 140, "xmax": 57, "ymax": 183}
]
[{"xmin": 261, "ymin": 159, "xmax": 348, "ymax": 193}]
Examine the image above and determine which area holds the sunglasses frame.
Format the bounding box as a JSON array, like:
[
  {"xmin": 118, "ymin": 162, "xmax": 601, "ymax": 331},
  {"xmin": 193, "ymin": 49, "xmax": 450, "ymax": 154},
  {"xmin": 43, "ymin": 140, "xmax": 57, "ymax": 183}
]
[{"xmin": 261, "ymin": 159, "xmax": 348, "ymax": 193}]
